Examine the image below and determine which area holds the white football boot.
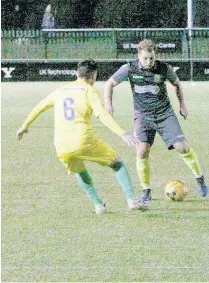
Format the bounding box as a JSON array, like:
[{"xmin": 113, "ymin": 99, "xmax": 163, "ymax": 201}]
[
  {"xmin": 128, "ymin": 199, "xmax": 150, "ymax": 211},
  {"xmin": 95, "ymin": 203, "xmax": 106, "ymax": 216}
]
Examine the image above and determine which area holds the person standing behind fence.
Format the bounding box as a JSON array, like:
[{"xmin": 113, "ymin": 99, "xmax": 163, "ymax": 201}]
[
  {"xmin": 42, "ymin": 4, "xmax": 55, "ymax": 29},
  {"xmin": 42, "ymin": 4, "xmax": 55, "ymax": 59}
]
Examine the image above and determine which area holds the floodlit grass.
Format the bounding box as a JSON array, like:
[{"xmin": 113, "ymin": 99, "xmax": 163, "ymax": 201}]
[{"xmin": 1, "ymin": 81, "xmax": 209, "ymax": 282}]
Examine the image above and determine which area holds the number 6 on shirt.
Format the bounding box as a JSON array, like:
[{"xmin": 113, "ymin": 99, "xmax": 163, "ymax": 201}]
[{"xmin": 63, "ymin": 98, "xmax": 75, "ymax": 121}]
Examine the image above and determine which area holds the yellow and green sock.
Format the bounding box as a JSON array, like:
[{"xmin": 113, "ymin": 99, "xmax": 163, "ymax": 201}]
[
  {"xmin": 180, "ymin": 147, "xmax": 202, "ymax": 178},
  {"xmin": 136, "ymin": 157, "xmax": 151, "ymax": 189}
]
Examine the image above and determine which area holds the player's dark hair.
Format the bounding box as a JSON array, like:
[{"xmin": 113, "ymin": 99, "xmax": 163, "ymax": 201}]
[
  {"xmin": 137, "ymin": 39, "xmax": 156, "ymax": 53},
  {"xmin": 77, "ymin": 59, "xmax": 98, "ymax": 79}
]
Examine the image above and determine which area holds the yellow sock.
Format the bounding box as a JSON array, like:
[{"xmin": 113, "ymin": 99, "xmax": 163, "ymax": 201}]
[
  {"xmin": 136, "ymin": 157, "xmax": 150, "ymax": 189},
  {"xmin": 180, "ymin": 148, "xmax": 202, "ymax": 177}
]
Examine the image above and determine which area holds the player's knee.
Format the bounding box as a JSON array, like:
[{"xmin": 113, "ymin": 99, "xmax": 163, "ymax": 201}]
[
  {"xmin": 174, "ymin": 141, "xmax": 190, "ymax": 154},
  {"xmin": 137, "ymin": 151, "xmax": 149, "ymax": 158},
  {"xmin": 109, "ymin": 160, "xmax": 123, "ymax": 171},
  {"xmin": 75, "ymin": 171, "xmax": 93, "ymax": 185},
  {"xmin": 179, "ymin": 147, "xmax": 190, "ymax": 154},
  {"xmin": 136, "ymin": 142, "xmax": 150, "ymax": 158}
]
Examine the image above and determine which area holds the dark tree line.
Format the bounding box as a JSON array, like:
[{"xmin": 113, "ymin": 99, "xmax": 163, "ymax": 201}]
[{"xmin": 1, "ymin": 0, "xmax": 208, "ymax": 29}]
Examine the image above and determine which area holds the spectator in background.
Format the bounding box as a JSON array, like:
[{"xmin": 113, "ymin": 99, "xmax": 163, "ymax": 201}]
[
  {"xmin": 42, "ymin": 4, "xmax": 55, "ymax": 59},
  {"xmin": 13, "ymin": 4, "xmax": 27, "ymax": 29},
  {"xmin": 42, "ymin": 4, "xmax": 55, "ymax": 29}
]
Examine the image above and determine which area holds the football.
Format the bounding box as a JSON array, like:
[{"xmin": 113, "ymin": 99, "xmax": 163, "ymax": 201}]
[{"xmin": 165, "ymin": 180, "xmax": 188, "ymax": 201}]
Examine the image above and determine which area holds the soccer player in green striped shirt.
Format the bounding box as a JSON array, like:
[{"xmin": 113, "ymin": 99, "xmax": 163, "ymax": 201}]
[{"xmin": 104, "ymin": 39, "xmax": 208, "ymax": 206}]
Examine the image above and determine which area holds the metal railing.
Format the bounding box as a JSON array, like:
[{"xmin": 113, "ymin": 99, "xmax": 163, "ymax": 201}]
[{"xmin": 1, "ymin": 28, "xmax": 209, "ymax": 61}]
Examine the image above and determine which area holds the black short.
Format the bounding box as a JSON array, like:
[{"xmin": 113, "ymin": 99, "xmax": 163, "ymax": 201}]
[{"xmin": 134, "ymin": 112, "xmax": 186, "ymax": 149}]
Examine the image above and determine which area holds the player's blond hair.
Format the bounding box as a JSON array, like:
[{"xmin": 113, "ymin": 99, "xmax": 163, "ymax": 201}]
[{"xmin": 137, "ymin": 39, "xmax": 156, "ymax": 53}]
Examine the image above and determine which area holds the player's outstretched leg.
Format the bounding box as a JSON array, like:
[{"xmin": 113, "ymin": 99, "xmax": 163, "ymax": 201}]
[
  {"xmin": 178, "ymin": 146, "xmax": 208, "ymax": 198},
  {"xmin": 75, "ymin": 170, "xmax": 106, "ymax": 215},
  {"xmin": 110, "ymin": 160, "xmax": 149, "ymax": 210}
]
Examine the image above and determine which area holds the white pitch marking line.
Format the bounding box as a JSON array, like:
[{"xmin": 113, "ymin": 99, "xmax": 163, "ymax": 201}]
[{"xmin": 2, "ymin": 266, "xmax": 207, "ymax": 270}]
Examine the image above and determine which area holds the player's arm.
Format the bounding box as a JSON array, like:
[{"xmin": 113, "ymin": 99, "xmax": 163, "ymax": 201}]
[
  {"xmin": 88, "ymin": 91, "xmax": 137, "ymax": 147},
  {"xmin": 167, "ymin": 65, "xmax": 188, "ymax": 119},
  {"xmin": 16, "ymin": 94, "xmax": 54, "ymax": 141},
  {"xmin": 104, "ymin": 64, "xmax": 129, "ymax": 116}
]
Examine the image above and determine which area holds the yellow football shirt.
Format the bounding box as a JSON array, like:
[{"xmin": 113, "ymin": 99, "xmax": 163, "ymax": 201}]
[{"xmin": 21, "ymin": 79, "xmax": 125, "ymax": 155}]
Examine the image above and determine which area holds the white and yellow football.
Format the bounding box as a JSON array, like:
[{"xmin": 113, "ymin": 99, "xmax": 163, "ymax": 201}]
[{"xmin": 165, "ymin": 180, "xmax": 188, "ymax": 202}]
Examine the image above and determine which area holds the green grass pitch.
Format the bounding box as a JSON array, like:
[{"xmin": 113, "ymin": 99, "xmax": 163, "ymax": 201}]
[{"xmin": 1, "ymin": 81, "xmax": 209, "ymax": 282}]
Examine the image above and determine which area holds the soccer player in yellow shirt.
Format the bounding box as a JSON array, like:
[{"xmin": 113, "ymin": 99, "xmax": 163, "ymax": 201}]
[{"xmin": 16, "ymin": 59, "xmax": 145, "ymax": 215}]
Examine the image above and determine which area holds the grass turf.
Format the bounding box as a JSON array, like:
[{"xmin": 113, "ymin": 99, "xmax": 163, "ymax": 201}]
[{"xmin": 1, "ymin": 81, "xmax": 209, "ymax": 282}]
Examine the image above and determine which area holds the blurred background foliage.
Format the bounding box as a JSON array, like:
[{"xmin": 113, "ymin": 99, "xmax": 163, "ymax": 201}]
[{"xmin": 1, "ymin": 0, "xmax": 208, "ymax": 29}]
